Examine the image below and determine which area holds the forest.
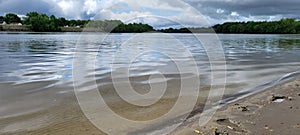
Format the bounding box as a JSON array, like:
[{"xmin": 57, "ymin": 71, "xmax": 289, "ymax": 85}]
[
  {"xmin": 1, "ymin": 12, "xmax": 300, "ymax": 33},
  {"xmin": 157, "ymin": 19, "xmax": 300, "ymax": 34},
  {"xmin": 212, "ymin": 18, "xmax": 300, "ymax": 34},
  {"xmin": 0, "ymin": 12, "xmax": 154, "ymax": 32}
]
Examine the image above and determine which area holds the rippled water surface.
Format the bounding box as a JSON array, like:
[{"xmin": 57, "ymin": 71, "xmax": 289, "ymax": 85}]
[{"xmin": 1, "ymin": 33, "xmax": 300, "ymax": 133}]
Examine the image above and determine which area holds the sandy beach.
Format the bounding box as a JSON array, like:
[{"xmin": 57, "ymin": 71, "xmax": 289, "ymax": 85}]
[
  {"xmin": 0, "ymin": 77, "xmax": 299, "ymax": 135},
  {"xmin": 172, "ymin": 78, "xmax": 300, "ymax": 135}
]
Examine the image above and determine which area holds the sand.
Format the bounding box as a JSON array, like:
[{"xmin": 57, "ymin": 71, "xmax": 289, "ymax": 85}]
[
  {"xmin": 1, "ymin": 78, "xmax": 300, "ymax": 135},
  {"xmin": 171, "ymin": 78, "xmax": 300, "ymax": 135}
]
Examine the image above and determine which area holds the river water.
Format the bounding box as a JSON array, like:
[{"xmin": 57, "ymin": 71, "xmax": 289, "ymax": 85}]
[{"xmin": 0, "ymin": 33, "xmax": 300, "ymax": 134}]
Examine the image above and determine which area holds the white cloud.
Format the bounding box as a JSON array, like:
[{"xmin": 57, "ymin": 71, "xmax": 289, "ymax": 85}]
[
  {"xmin": 230, "ymin": 12, "xmax": 239, "ymax": 16},
  {"xmin": 57, "ymin": 0, "xmax": 82, "ymax": 19},
  {"xmin": 97, "ymin": 10, "xmax": 153, "ymax": 22},
  {"xmin": 83, "ymin": 0, "xmax": 98, "ymax": 15},
  {"xmin": 217, "ymin": 9, "xmax": 225, "ymax": 14}
]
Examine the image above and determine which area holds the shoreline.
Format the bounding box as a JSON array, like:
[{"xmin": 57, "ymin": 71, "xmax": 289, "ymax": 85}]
[
  {"xmin": 1, "ymin": 74, "xmax": 300, "ymax": 134},
  {"xmin": 171, "ymin": 77, "xmax": 300, "ymax": 135},
  {"xmin": 0, "ymin": 30, "xmax": 300, "ymax": 35},
  {"xmin": 1, "ymin": 28, "xmax": 300, "ymax": 34}
]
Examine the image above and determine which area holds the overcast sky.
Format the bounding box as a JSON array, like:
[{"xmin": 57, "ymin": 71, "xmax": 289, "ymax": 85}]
[{"xmin": 0, "ymin": 0, "xmax": 299, "ymax": 28}]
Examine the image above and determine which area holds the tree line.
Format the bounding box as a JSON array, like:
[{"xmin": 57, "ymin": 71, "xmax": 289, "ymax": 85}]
[
  {"xmin": 0, "ymin": 13, "xmax": 21, "ymax": 24},
  {"xmin": 0, "ymin": 12, "xmax": 154, "ymax": 32},
  {"xmin": 157, "ymin": 19, "xmax": 300, "ymax": 34},
  {"xmin": 213, "ymin": 18, "xmax": 300, "ymax": 34},
  {"xmin": 1, "ymin": 12, "xmax": 300, "ymax": 33},
  {"xmin": 157, "ymin": 27, "xmax": 214, "ymax": 33},
  {"xmin": 0, "ymin": 12, "xmax": 89, "ymax": 31}
]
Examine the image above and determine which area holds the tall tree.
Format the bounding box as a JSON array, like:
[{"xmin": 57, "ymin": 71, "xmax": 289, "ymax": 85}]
[
  {"xmin": 24, "ymin": 12, "xmax": 62, "ymax": 32},
  {"xmin": 23, "ymin": 12, "xmax": 39, "ymax": 25},
  {"xmin": 28, "ymin": 13, "xmax": 50, "ymax": 31},
  {"xmin": 57, "ymin": 17, "xmax": 68, "ymax": 27},
  {"xmin": 4, "ymin": 13, "xmax": 21, "ymax": 24},
  {"xmin": 212, "ymin": 19, "xmax": 300, "ymax": 34},
  {"xmin": 0, "ymin": 16, "xmax": 4, "ymax": 23}
]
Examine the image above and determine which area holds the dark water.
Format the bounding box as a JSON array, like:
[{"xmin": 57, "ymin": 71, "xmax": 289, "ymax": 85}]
[{"xmin": 1, "ymin": 33, "xmax": 300, "ymax": 133}]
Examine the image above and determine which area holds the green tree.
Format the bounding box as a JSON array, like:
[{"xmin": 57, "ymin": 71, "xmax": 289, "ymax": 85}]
[
  {"xmin": 0, "ymin": 16, "xmax": 4, "ymax": 23},
  {"xmin": 112, "ymin": 23, "xmax": 154, "ymax": 33},
  {"xmin": 24, "ymin": 12, "xmax": 62, "ymax": 32},
  {"xmin": 49, "ymin": 15, "xmax": 60, "ymax": 31},
  {"xmin": 23, "ymin": 12, "xmax": 39, "ymax": 25},
  {"xmin": 212, "ymin": 18, "xmax": 300, "ymax": 34},
  {"xmin": 56, "ymin": 17, "xmax": 68, "ymax": 27},
  {"xmin": 296, "ymin": 21, "xmax": 300, "ymax": 34},
  {"xmin": 4, "ymin": 13, "xmax": 21, "ymax": 24},
  {"xmin": 278, "ymin": 18, "xmax": 297, "ymax": 34},
  {"xmin": 28, "ymin": 13, "xmax": 50, "ymax": 31}
]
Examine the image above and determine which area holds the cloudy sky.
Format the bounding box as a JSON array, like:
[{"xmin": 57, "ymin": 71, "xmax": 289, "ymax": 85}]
[{"xmin": 0, "ymin": 0, "xmax": 299, "ymax": 28}]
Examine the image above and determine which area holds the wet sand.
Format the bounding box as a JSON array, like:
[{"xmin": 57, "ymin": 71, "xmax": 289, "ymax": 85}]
[
  {"xmin": 0, "ymin": 93, "xmax": 207, "ymax": 135},
  {"xmin": 1, "ymin": 77, "xmax": 300, "ymax": 134},
  {"xmin": 172, "ymin": 78, "xmax": 300, "ymax": 135},
  {"xmin": 0, "ymin": 91, "xmax": 103, "ymax": 135},
  {"xmin": 0, "ymin": 81, "xmax": 207, "ymax": 135}
]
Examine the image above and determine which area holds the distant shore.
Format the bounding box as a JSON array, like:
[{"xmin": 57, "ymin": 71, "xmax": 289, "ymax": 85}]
[
  {"xmin": 2, "ymin": 11, "xmax": 300, "ymax": 34},
  {"xmin": 0, "ymin": 25, "xmax": 106, "ymax": 32},
  {"xmin": 0, "ymin": 25, "xmax": 31, "ymax": 31},
  {"xmin": 0, "ymin": 25, "xmax": 214, "ymax": 33},
  {"xmin": 1, "ymin": 26, "xmax": 300, "ymax": 34}
]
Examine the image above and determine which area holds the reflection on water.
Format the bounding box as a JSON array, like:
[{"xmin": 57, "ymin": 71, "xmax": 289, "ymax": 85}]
[
  {"xmin": 0, "ymin": 33, "xmax": 76, "ymax": 84},
  {"xmin": 1, "ymin": 33, "xmax": 300, "ymax": 85},
  {"xmin": 1, "ymin": 33, "xmax": 300, "ymax": 133}
]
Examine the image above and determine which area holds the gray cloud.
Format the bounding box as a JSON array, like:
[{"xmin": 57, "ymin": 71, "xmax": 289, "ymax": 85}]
[
  {"xmin": 0, "ymin": 0, "xmax": 58, "ymax": 16},
  {"xmin": 184, "ymin": 0, "xmax": 300, "ymax": 20}
]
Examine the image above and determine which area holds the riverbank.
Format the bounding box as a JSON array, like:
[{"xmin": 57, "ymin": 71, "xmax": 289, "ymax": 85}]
[
  {"xmin": 0, "ymin": 25, "xmax": 104, "ymax": 32},
  {"xmin": 2, "ymin": 77, "xmax": 299, "ymax": 135},
  {"xmin": 1, "ymin": 25, "xmax": 300, "ymax": 34},
  {"xmin": 171, "ymin": 78, "xmax": 300, "ymax": 135},
  {"xmin": 0, "ymin": 25, "xmax": 31, "ymax": 31},
  {"xmin": 0, "ymin": 25, "xmax": 88, "ymax": 32}
]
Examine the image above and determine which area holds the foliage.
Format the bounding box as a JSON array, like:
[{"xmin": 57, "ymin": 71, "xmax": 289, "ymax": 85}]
[
  {"xmin": 157, "ymin": 28, "xmax": 191, "ymax": 33},
  {"xmin": 0, "ymin": 16, "xmax": 4, "ymax": 23},
  {"xmin": 22, "ymin": 12, "xmax": 90, "ymax": 32},
  {"xmin": 213, "ymin": 19, "xmax": 300, "ymax": 34},
  {"xmin": 85, "ymin": 20, "xmax": 123, "ymax": 31},
  {"xmin": 3, "ymin": 13, "xmax": 21, "ymax": 24},
  {"xmin": 112, "ymin": 23, "xmax": 154, "ymax": 33},
  {"xmin": 68, "ymin": 19, "xmax": 90, "ymax": 27},
  {"xmin": 23, "ymin": 12, "xmax": 59, "ymax": 31},
  {"xmin": 85, "ymin": 21, "xmax": 154, "ymax": 32},
  {"xmin": 20, "ymin": 12, "xmax": 154, "ymax": 32},
  {"xmin": 157, "ymin": 27, "xmax": 214, "ymax": 33}
]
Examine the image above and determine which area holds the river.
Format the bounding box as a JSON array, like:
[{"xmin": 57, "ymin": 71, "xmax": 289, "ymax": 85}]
[{"xmin": 0, "ymin": 33, "xmax": 300, "ymax": 134}]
